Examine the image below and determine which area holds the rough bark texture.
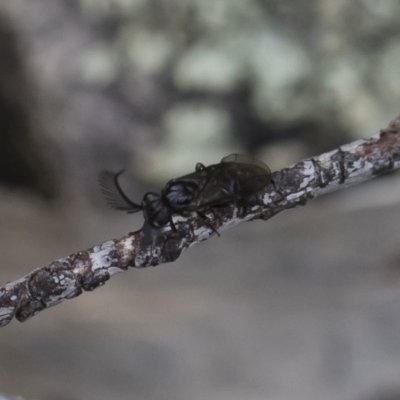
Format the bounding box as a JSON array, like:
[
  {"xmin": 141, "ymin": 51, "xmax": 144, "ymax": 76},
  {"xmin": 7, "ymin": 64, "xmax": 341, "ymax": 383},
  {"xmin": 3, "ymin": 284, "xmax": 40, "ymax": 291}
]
[{"xmin": 1, "ymin": 115, "xmax": 400, "ymax": 328}]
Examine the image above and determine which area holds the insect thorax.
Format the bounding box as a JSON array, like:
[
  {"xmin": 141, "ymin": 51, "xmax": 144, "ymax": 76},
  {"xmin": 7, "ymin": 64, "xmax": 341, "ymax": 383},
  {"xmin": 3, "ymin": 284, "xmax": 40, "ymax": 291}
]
[{"xmin": 163, "ymin": 180, "xmax": 200, "ymax": 210}]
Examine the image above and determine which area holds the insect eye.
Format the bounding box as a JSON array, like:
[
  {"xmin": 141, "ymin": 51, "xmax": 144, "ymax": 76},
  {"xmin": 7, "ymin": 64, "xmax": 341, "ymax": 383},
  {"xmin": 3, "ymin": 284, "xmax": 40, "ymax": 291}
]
[{"xmin": 143, "ymin": 192, "xmax": 161, "ymax": 205}]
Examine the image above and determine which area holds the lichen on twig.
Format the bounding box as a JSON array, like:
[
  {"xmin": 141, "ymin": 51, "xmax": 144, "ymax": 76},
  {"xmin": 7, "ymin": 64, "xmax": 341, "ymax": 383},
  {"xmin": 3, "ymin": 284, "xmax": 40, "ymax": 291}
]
[{"xmin": 1, "ymin": 115, "xmax": 400, "ymax": 328}]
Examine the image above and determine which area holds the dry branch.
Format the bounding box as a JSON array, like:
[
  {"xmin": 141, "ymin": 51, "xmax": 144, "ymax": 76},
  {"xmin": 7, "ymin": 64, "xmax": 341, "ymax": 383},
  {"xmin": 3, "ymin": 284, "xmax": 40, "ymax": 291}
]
[{"xmin": 1, "ymin": 115, "xmax": 400, "ymax": 327}]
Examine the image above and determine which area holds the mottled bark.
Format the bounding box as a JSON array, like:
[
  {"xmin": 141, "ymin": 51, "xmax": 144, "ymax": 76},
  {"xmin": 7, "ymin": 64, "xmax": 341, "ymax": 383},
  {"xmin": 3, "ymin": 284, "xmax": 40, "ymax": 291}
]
[{"xmin": 1, "ymin": 116, "xmax": 400, "ymax": 328}]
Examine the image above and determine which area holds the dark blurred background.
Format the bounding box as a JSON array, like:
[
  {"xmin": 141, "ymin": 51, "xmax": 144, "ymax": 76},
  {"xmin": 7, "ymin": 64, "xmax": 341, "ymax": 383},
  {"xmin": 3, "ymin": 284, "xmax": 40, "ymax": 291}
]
[{"xmin": 1, "ymin": 1, "xmax": 400, "ymax": 399}]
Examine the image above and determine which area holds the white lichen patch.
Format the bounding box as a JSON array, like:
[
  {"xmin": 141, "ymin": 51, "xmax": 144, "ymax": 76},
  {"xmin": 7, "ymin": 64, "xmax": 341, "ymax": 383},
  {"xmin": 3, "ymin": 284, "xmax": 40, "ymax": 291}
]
[
  {"xmin": 134, "ymin": 249, "xmax": 153, "ymax": 268},
  {"xmin": 172, "ymin": 213, "xmax": 193, "ymax": 225},
  {"xmin": 298, "ymin": 160, "xmax": 315, "ymax": 189},
  {"xmin": 263, "ymin": 193, "xmax": 274, "ymax": 205},
  {"xmin": 191, "ymin": 226, "xmax": 212, "ymax": 244},
  {"xmin": 117, "ymin": 237, "xmax": 136, "ymax": 265},
  {"xmin": 46, "ymin": 277, "xmax": 78, "ymax": 306},
  {"xmin": 0, "ymin": 307, "xmax": 14, "ymax": 318},
  {"xmin": 345, "ymin": 157, "xmax": 375, "ymax": 187},
  {"xmin": 346, "ymin": 158, "xmax": 367, "ymax": 175},
  {"xmin": 316, "ymin": 148, "xmax": 338, "ymax": 169},
  {"xmin": 286, "ymin": 192, "xmax": 305, "ymax": 202},
  {"xmin": 90, "ymin": 241, "xmax": 115, "ymax": 271},
  {"xmin": 219, "ymin": 210, "xmax": 254, "ymax": 232},
  {"xmin": 62, "ymin": 279, "xmax": 79, "ymax": 299},
  {"xmin": 120, "ymin": 238, "xmax": 134, "ymax": 253}
]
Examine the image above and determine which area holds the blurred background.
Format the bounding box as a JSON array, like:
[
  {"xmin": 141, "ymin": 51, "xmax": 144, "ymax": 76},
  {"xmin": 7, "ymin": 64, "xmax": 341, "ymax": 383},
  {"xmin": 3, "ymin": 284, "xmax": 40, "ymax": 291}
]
[{"xmin": 1, "ymin": 0, "xmax": 400, "ymax": 399}]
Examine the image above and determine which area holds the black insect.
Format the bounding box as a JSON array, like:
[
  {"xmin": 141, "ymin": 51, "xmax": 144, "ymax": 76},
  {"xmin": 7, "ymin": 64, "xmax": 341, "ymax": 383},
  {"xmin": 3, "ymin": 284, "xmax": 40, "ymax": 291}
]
[{"xmin": 99, "ymin": 154, "xmax": 271, "ymax": 234}]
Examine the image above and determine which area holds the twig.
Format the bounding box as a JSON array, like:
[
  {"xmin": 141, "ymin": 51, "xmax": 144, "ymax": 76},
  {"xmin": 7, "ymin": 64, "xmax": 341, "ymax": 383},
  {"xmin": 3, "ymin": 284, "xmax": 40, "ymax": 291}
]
[{"xmin": 1, "ymin": 115, "xmax": 400, "ymax": 328}]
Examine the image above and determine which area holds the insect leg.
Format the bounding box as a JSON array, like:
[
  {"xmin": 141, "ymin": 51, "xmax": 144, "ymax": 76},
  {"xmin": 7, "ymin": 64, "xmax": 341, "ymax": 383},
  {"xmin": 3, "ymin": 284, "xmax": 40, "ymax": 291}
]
[
  {"xmin": 237, "ymin": 205, "xmax": 248, "ymax": 218},
  {"xmin": 169, "ymin": 217, "xmax": 178, "ymax": 233},
  {"xmin": 196, "ymin": 211, "xmax": 220, "ymax": 237}
]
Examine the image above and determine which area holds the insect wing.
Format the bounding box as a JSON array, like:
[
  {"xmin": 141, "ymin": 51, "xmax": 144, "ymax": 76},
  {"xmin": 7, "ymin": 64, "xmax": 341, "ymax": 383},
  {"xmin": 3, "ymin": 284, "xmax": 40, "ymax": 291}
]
[
  {"xmin": 221, "ymin": 153, "xmax": 270, "ymax": 172},
  {"xmin": 220, "ymin": 154, "xmax": 271, "ymax": 198},
  {"xmin": 98, "ymin": 170, "xmax": 142, "ymax": 213},
  {"xmin": 181, "ymin": 165, "xmax": 237, "ymax": 208},
  {"xmin": 192, "ymin": 155, "xmax": 271, "ymax": 208}
]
